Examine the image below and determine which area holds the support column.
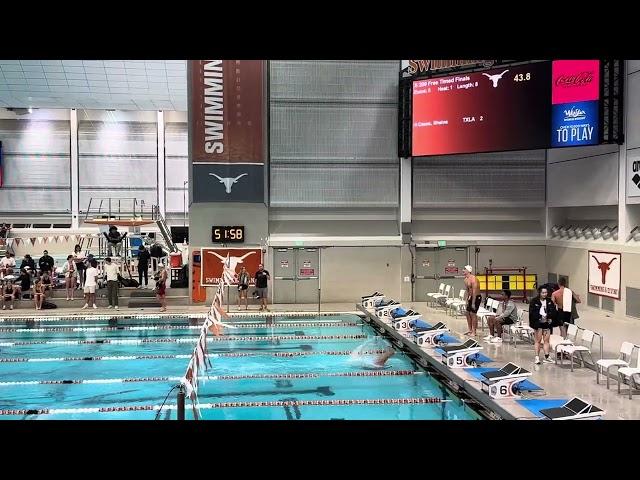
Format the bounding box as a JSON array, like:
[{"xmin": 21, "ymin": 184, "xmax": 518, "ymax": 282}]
[
  {"xmin": 400, "ymin": 157, "xmax": 413, "ymax": 302},
  {"xmin": 70, "ymin": 108, "xmax": 79, "ymax": 229},
  {"xmin": 157, "ymin": 110, "xmax": 166, "ymax": 217}
]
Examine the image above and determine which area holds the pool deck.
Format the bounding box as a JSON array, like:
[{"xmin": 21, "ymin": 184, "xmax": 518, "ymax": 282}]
[{"xmin": 357, "ymin": 302, "xmax": 640, "ymax": 420}]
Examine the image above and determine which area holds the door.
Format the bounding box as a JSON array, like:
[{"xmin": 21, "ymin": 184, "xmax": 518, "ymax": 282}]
[
  {"xmin": 273, "ymin": 248, "xmax": 320, "ymax": 304},
  {"xmin": 414, "ymin": 247, "xmax": 469, "ymax": 302},
  {"xmin": 296, "ymin": 248, "xmax": 320, "ymax": 304},
  {"xmin": 274, "ymin": 248, "xmax": 296, "ymax": 303},
  {"xmin": 439, "ymin": 247, "xmax": 468, "ymax": 300},
  {"xmin": 415, "ymin": 248, "xmax": 438, "ymax": 301}
]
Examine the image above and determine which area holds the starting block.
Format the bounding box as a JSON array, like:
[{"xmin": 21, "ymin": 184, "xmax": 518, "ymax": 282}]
[
  {"xmin": 539, "ymin": 397, "xmax": 604, "ymax": 420},
  {"xmin": 362, "ymin": 293, "xmax": 385, "ymax": 309},
  {"xmin": 391, "ymin": 311, "xmax": 422, "ymax": 331},
  {"xmin": 438, "ymin": 339, "xmax": 484, "ymax": 369},
  {"xmin": 480, "ymin": 363, "xmax": 533, "ymax": 399},
  {"xmin": 412, "ymin": 322, "xmax": 449, "ymax": 347},
  {"xmin": 375, "ymin": 302, "xmax": 402, "ymax": 317}
]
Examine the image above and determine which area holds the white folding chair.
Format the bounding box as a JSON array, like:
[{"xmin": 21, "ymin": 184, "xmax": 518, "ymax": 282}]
[
  {"xmin": 618, "ymin": 346, "xmax": 640, "ymax": 399},
  {"xmin": 477, "ymin": 298, "xmax": 497, "ymax": 331},
  {"xmin": 434, "ymin": 284, "xmax": 452, "ymax": 308},
  {"xmin": 446, "ymin": 289, "xmax": 466, "ymax": 316},
  {"xmin": 597, "ymin": 342, "xmax": 636, "ymax": 389},
  {"xmin": 427, "ymin": 283, "xmax": 445, "ymax": 307},
  {"xmin": 557, "ymin": 328, "xmax": 596, "ymax": 371},
  {"xmin": 551, "ymin": 323, "xmax": 579, "ymax": 359}
]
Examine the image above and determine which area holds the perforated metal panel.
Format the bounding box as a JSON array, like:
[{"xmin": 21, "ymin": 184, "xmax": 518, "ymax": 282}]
[
  {"xmin": 0, "ymin": 118, "xmax": 71, "ymax": 213},
  {"xmin": 270, "ymin": 164, "xmax": 398, "ymax": 207},
  {"xmin": 601, "ymin": 296, "xmax": 615, "ymax": 312},
  {"xmin": 588, "ymin": 293, "xmax": 600, "ymax": 308},
  {"xmin": 625, "ymin": 287, "xmax": 640, "ymax": 319},
  {"xmin": 271, "ymin": 104, "xmax": 397, "ymax": 163},
  {"xmin": 0, "ymin": 189, "xmax": 70, "ymax": 212},
  {"xmin": 270, "ymin": 60, "xmax": 398, "ymax": 102},
  {"xmin": 164, "ymin": 121, "xmax": 188, "ymax": 213},
  {"xmin": 269, "ymin": 61, "xmax": 400, "ymax": 207},
  {"xmin": 547, "ymin": 272, "xmax": 557, "ymax": 285},
  {"xmin": 413, "ymin": 150, "xmax": 546, "ymax": 208}
]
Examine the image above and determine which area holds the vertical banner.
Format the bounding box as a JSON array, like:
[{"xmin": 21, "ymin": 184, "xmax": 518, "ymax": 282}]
[
  {"xmin": 190, "ymin": 60, "xmax": 266, "ymax": 203},
  {"xmin": 201, "ymin": 247, "xmax": 263, "ymax": 286},
  {"xmin": 588, "ymin": 250, "xmax": 621, "ymax": 300}
]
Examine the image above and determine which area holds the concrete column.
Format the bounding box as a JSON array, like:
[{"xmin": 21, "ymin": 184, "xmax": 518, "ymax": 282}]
[{"xmin": 70, "ymin": 109, "xmax": 79, "ymax": 229}]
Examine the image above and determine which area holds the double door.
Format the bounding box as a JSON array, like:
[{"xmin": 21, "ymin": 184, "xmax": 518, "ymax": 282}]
[
  {"xmin": 414, "ymin": 247, "xmax": 469, "ymax": 301},
  {"xmin": 273, "ymin": 248, "xmax": 320, "ymax": 304}
]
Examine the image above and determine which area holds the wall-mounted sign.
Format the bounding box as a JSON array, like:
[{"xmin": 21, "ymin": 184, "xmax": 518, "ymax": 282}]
[
  {"xmin": 588, "ymin": 250, "xmax": 621, "ymax": 300},
  {"xmin": 299, "ymin": 268, "xmax": 315, "ymax": 277},
  {"xmin": 447, "ymin": 259, "xmax": 456, "ymax": 267},
  {"xmin": 407, "ymin": 60, "xmax": 495, "ymax": 76},
  {"xmin": 444, "ymin": 267, "xmax": 459, "ymax": 274},
  {"xmin": 422, "ymin": 260, "xmax": 430, "ymax": 268},
  {"xmin": 280, "ymin": 260, "xmax": 289, "ymax": 268},
  {"xmin": 302, "ymin": 261, "xmax": 312, "ymax": 268},
  {"xmin": 201, "ymin": 247, "xmax": 262, "ymax": 287},
  {"xmin": 189, "ymin": 60, "xmax": 266, "ymax": 203}
]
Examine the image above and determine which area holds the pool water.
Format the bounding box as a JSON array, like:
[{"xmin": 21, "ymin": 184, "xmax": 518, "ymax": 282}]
[{"xmin": 0, "ymin": 314, "xmax": 482, "ymax": 420}]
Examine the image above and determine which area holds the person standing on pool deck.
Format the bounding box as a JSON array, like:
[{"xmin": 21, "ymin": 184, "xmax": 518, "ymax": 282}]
[
  {"xmin": 155, "ymin": 265, "xmax": 168, "ymax": 312},
  {"xmin": 254, "ymin": 264, "xmax": 270, "ymax": 312},
  {"xmin": 463, "ymin": 265, "xmax": 482, "ymax": 337},
  {"xmin": 529, "ymin": 286, "xmax": 557, "ymax": 365},
  {"xmin": 237, "ymin": 265, "xmax": 250, "ymax": 310},
  {"xmin": 82, "ymin": 259, "xmax": 99, "ymax": 310},
  {"xmin": 104, "ymin": 257, "xmax": 120, "ymax": 310},
  {"xmin": 551, "ymin": 276, "xmax": 581, "ymax": 337}
]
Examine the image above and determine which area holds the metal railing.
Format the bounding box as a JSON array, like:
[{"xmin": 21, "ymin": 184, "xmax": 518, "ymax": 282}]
[{"xmin": 83, "ymin": 197, "xmax": 151, "ymax": 223}]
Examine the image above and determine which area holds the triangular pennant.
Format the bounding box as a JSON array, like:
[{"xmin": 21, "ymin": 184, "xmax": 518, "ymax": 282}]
[
  {"xmin": 30, "ymin": 238, "xmax": 36, "ymax": 246},
  {"xmin": 74, "ymin": 235, "xmax": 80, "ymax": 242},
  {"xmin": 13, "ymin": 238, "xmax": 20, "ymax": 246},
  {"xmin": 53, "ymin": 236, "xmax": 59, "ymax": 243},
  {"xmin": 43, "ymin": 237, "xmax": 49, "ymax": 244},
  {"xmin": 64, "ymin": 235, "xmax": 70, "ymax": 242},
  {"xmin": 37, "ymin": 237, "xmax": 43, "ymax": 244}
]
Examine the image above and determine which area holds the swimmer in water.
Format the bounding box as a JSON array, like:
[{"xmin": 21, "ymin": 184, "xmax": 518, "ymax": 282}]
[{"xmin": 372, "ymin": 348, "xmax": 395, "ymax": 367}]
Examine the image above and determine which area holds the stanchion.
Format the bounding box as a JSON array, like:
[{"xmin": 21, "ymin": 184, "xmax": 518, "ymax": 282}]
[{"xmin": 177, "ymin": 385, "xmax": 185, "ymax": 420}]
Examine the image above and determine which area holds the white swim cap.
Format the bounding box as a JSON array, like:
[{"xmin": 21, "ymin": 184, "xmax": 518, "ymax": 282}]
[{"xmin": 464, "ymin": 265, "xmax": 473, "ymax": 273}]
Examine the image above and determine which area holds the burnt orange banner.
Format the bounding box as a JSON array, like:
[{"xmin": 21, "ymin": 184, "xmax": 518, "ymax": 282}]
[
  {"xmin": 201, "ymin": 248, "xmax": 263, "ymax": 287},
  {"xmin": 190, "ymin": 60, "xmax": 265, "ymax": 164}
]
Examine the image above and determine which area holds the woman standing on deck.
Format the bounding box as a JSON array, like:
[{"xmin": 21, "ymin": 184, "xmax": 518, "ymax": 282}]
[{"xmin": 529, "ymin": 286, "xmax": 557, "ymax": 365}]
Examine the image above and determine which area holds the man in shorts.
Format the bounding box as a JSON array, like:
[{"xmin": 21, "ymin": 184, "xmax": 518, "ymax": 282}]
[
  {"xmin": 463, "ymin": 265, "xmax": 482, "ymax": 337},
  {"xmin": 82, "ymin": 259, "xmax": 99, "ymax": 310},
  {"xmin": 254, "ymin": 263, "xmax": 271, "ymax": 312},
  {"xmin": 483, "ymin": 289, "xmax": 518, "ymax": 343},
  {"xmin": 551, "ymin": 277, "xmax": 581, "ymax": 337}
]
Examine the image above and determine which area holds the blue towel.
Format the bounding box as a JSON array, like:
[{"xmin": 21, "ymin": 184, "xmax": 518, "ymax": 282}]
[
  {"xmin": 391, "ymin": 307, "xmax": 407, "ymax": 318},
  {"xmin": 411, "ymin": 319, "xmax": 432, "ymax": 329},
  {"xmin": 436, "ymin": 333, "xmax": 461, "ymax": 345},
  {"xmin": 517, "ymin": 399, "xmax": 568, "ymax": 417}
]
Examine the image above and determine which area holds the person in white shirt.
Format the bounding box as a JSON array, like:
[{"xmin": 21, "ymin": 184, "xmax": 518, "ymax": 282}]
[
  {"xmin": 0, "ymin": 252, "xmax": 16, "ymax": 277},
  {"xmin": 103, "ymin": 257, "xmax": 120, "ymax": 310},
  {"xmin": 82, "ymin": 259, "xmax": 99, "ymax": 310}
]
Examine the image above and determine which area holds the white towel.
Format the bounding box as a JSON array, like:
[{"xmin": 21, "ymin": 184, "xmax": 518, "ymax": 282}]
[
  {"xmin": 563, "ymin": 287, "xmax": 573, "ymax": 312},
  {"xmin": 540, "ymin": 302, "xmax": 547, "ymax": 320}
]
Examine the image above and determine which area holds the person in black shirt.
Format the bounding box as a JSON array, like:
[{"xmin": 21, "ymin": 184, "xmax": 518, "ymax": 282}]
[
  {"xmin": 529, "ymin": 286, "xmax": 558, "ymax": 365},
  {"xmin": 137, "ymin": 245, "xmax": 151, "ymax": 289},
  {"xmin": 254, "ymin": 263, "xmax": 271, "ymax": 312},
  {"xmin": 38, "ymin": 250, "xmax": 55, "ymax": 274},
  {"xmin": 103, "ymin": 226, "xmax": 128, "ymax": 257},
  {"xmin": 13, "ymin": 269, "xmax": 32, "ymax": 299},
  {"xmin": 19, "ymin": 254, "xmax": 36, "ymax": 277}
]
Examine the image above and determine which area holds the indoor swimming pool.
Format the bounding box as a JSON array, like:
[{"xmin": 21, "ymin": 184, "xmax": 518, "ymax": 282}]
[{"xmin": 0, "ymin": 314, "xmax": 482, "ymax": 420}]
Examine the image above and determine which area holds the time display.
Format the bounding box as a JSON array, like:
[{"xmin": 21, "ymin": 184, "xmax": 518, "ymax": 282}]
[{"xmin": 212, "ymin": 226, "xmax": 245, "ymax": 243}]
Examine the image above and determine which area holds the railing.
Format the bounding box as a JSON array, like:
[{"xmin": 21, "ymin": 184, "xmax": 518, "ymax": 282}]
[{"xmin": 83, "ymin": 197, "xmax": 151, "ymax": 223}]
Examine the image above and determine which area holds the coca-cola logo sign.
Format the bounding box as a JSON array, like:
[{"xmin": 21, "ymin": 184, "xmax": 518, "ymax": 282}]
[
  {"xmin": 552, "ymin": 60, "xmax": 600, "ymax": 105},
  {"xmin": 555, "ymin": 71, "xmax": 594, "ymax": 88}
]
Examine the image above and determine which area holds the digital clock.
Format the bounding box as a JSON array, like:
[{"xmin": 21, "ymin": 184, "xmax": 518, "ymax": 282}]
[{"xmin": 212, "ymin": 226, "xmax": 245, "ymax": 243}]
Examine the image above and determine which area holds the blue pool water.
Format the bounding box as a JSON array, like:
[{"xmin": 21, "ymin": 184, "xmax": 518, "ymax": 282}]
[{"xmin": 0, "ymin": 314, "xmax": 482, "ymax": 420}]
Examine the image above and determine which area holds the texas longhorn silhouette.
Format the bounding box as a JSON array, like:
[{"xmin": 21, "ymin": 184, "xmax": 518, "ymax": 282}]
[
  {"xmin": 208, "ymin": 251, "xmax": 256, "ymax": 273},
  {"xmin": 592, "ymin": 255, "xmax": 617, "ymax": 284},
  {"xmin": 482, "ymin": 70, "xmax": 509, "ymax": 88},
  {"xmin": 209, "ymin": 173, "xmax": 248, "ymax": 194}
]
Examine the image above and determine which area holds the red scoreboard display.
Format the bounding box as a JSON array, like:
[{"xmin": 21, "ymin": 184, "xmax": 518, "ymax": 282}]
[{"xmin": 411, "ymin": 62, "xmax": 552, "ymax": 156}]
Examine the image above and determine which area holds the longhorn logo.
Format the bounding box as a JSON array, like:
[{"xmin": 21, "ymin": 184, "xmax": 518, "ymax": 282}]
[
  {"xmin": 208, "ymin": 173, "xmax": 248, "ymax": 194},
  {"xmin": 482, "ymin": 70, "xmax": 509, "ymax": 88},
  {"xmin": 592, "ymin": 255, "xmax": 617, "ymax": 284},
  {"xmin": 208, "ymin": 251, "xmax": 256, "ymax": 273}
]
